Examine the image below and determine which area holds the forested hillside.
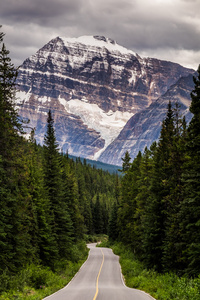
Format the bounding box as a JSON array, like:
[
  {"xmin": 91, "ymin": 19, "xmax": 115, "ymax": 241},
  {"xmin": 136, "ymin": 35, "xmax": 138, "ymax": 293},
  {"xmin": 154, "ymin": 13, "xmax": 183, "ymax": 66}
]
[
  {"xmin": 109, "ymin": 66, "xmax": 200, "ymax": 276},
  {"xmin": 0, "ymin": 27, "xmax": 118, "ymax": 294}
]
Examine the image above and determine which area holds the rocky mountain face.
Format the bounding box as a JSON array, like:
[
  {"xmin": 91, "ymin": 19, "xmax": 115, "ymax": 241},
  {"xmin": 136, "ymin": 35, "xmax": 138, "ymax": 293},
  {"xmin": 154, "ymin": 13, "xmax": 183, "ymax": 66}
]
[
  {"xmin": 16, "ymin": 35, "xmax": 195, "ymax": 165},
  {"xmin": 99, "ymin": 74, "xmax": 195, "ymax": 165}
]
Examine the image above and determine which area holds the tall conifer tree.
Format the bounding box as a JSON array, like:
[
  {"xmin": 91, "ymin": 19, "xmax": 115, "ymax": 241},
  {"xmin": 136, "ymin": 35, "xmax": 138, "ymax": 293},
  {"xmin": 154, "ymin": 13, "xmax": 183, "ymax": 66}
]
[
  {"xmin": 142, "ymin": 102, "xmax": 175, "ymax": 271},
  {"xmin": 0, "ymin": 28, "xmax": 36, "ymax": 272},
  {"xmin": 43, "ymin": 110, "xmax": 73, "ymax": 261},
  {"xmin": 118, "ymin": 151, "xmax": 142, "ymax": 248},
  {"xmin": 180, "ymin": 65, "xmax": 200, "ymax": 275}
]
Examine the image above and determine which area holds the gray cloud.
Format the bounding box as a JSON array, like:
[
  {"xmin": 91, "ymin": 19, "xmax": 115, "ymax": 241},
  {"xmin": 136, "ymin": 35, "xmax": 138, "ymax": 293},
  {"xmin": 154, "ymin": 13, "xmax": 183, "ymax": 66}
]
[
  {"xmin": 1, "ymin": 0, "xmax": 84, "ymax": 23},
  {"xmin": 0, "ymin": 0, "xmax": 200, "ymax": 69}
]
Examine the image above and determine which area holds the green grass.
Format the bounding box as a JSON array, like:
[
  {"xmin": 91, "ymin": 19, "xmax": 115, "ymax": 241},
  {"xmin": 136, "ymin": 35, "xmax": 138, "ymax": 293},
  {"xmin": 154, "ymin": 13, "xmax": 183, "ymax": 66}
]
[
  {"xmin": 2, "ymin": 240, "xmax": 200, "ymax": 300},
  {"xmin": 0, "ymin": 242, "xmax": 89, "ymax": 300},
  {"xmin": 99, "ymin": 241, "xmax": 200, "ymax": 300}
]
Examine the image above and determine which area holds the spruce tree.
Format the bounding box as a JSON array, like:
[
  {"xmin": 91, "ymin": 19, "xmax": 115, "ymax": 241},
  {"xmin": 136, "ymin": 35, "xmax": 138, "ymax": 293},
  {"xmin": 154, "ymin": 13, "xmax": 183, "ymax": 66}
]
[
  {"xmin": 61, "ymin": 155, "xmax": 85, "ymax": 240},
  {"xmin": 27, "ymin": 130, "xmax": 57, "ymax": 266},
  {"xmin": 134, "ymin": 147, "xmax": 153, "ymax": 258},
  {"xmin": 0, "ymin": 30, "xmax": 33, "ymax": 273},
  {"xmin": 43, "ymin": 110, "xmax": 73, "ymax": 261},
  {"xmin": 161, "ymin": 103, "xmax": 187, "ymax": 272},
  {"xmin": 117, "ymin": 151, "xmax": 142, "ymax": 248},
  {"xmin": 180, "ymin": 65, "xmax": 200, "ymax": 275},
  {"xmin": 143, "ymin": 102, "xmax": 175, "ymax": 271},
  {"xmin": 121, "ymin": 150, "xmax": 131, "ymax": 172},
  {"xmin": 0, "ymin": 42, "xmax": 21, "ymax": 159}
]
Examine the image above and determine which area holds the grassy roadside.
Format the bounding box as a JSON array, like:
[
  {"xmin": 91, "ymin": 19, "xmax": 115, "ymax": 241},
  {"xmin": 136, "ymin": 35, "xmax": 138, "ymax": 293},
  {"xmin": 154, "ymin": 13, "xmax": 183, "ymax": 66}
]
[
  {"xmin": 0, "ymin": 242, "xmax": 89, "ymax": 300},
  {"xmin": 99, "ymin": 240, "xmax": 200, "ymax": 300}
]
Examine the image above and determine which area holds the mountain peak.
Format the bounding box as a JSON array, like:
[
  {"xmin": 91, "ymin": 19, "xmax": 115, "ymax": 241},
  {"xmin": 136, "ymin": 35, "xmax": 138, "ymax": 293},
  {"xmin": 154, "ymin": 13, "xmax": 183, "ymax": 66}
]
[
  {"xmin": 93, "ymin": 35, "xmax": 115, "ymax": 44},
  {"xmin": 16, "ymin": 34, "xmax": 195, "ymax": 165},
  {"xmin": 60, "ymin": 35, "xmax": 136, "ymax": 56}
]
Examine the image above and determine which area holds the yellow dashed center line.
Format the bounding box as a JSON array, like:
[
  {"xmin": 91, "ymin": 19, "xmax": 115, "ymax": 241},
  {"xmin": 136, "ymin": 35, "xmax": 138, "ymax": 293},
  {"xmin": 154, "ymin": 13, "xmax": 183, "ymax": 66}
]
[{"xmin": 93, "ymin": 249, "xmax": 104, "ymax": 300}]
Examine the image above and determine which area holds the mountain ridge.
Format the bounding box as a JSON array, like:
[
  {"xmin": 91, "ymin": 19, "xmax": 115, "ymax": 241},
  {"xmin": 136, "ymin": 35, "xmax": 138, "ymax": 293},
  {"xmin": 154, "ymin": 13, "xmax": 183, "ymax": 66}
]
[
  {"xmin": 99, "ymin": 73, "xmax": 195, "ymax": 165},
  {"xmin": 16, "ymin": 35, "xmax": 195, "ymax": 165}
]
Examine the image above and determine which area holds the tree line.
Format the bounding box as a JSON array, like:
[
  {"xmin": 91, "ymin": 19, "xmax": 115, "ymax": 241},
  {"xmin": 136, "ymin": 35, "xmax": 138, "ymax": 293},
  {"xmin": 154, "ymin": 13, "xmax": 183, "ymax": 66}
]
[
  {"xmin": 0, "ymin": 27, "xmax": 118, "ymax": 281},
  {"xmin": 109, "ymin": 65, "xmax": 200, "ymax": 276}
]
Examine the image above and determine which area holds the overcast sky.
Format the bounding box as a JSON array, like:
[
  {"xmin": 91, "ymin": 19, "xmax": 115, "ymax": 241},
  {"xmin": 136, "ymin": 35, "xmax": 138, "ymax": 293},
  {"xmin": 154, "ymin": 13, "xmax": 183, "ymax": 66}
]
[{"xmin": 1, "ymin": 0, "xmax": 200, "ymax": 70}]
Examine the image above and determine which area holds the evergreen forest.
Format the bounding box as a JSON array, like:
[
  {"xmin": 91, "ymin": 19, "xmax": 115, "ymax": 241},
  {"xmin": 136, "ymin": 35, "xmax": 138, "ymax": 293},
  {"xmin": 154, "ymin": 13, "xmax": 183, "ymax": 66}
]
[
  {"xmin": 0, "ymin": 27, "xmax": 118, "ymax": 295},
  {"xmin": 109, "ymin": 68, "xmax": 200, "ymax": 276},
  {"xmin": 1, "ymin": 25, "xmax": 200, "ymax": 299}
]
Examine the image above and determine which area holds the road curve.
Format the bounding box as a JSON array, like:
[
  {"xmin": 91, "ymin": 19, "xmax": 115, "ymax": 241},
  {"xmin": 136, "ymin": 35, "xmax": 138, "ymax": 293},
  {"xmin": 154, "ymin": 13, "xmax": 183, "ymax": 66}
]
[{"xmin": 44, "ymin": 243, "xmax": 156, "ymax": 300}]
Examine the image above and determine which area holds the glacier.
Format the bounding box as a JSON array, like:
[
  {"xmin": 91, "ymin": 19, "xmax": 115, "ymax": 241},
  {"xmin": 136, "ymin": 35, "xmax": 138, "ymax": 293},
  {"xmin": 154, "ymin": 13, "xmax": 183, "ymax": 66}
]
[{"xmin": 58, "ymin": 96, "xmax": 133, "ymax": 159}]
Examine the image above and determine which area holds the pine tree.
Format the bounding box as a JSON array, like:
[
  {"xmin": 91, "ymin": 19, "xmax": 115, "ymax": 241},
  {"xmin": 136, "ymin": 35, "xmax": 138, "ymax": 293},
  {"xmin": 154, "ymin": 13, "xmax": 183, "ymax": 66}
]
[
  {"xmin": 61, "ymin": 155, "xmax": 85, "ymax": 240},
  {"xmin": 161, "ymin": 103, "xmax": 187, "ymax": 272},
  {"xmin": 0, "ymin": 26, "xmax": 4, "ymax": 42},
  {"xmin": 134, "ymin": 147, "xmax": 153, "ymax": 258},
  {"xmin": 179, "ymin": 65, "xmax": 200, "ymax": 275},
  {"xmin": 117, "ymin": 151, "xmax": 142, "ymax": 248},
  {"xmin": 143, "ymin": 102, "xmax": 175, "ymax": 271},
  {"xmin": 0, "ymin": 31, "xmax": 34, "ymax": 273},
  {"xmin": 43, "ymin": 110, "xmax": 73, "ymax": 261},
  {"xmin": 121, "ymin": 150, "xmax": 131, "ymax": 172},
  {"xmin": 0, "ymin": 42, "xmax": 22, "ymax": 159},
  {"xmin": 27, "ymin": 130, "xmax": 57, "ymax": 266}
]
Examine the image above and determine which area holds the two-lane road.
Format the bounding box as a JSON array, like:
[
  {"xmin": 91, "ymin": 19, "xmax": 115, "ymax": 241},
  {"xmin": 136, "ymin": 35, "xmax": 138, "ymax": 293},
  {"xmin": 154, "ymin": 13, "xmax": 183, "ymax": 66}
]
[{"xmin": 44, "ymin": 244, "xmax": 155, "ymax": 300}]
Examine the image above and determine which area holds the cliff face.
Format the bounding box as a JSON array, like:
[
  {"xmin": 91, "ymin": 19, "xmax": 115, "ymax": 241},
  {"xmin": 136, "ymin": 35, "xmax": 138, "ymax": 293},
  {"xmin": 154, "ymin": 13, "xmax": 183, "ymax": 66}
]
[
  {"xmin": 16, "ymin": 35, "xmax": 195, "ymax": 164},
  {"xmin": 99, "ymin": 74, "xmax": 195, "ymax": 165}
]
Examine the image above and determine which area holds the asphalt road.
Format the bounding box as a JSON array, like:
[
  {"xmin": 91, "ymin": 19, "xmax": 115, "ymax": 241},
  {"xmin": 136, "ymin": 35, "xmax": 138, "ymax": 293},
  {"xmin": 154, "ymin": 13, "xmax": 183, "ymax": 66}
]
[{"xmin": 44, "ymin": 244, "xmax": 156, "ymax": 300}]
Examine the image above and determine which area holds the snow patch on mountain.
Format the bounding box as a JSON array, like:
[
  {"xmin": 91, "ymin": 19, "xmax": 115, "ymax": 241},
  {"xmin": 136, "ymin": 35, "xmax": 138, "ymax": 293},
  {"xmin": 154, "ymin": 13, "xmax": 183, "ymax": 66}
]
[
  {"xmin": 62, "ymin": 35, "xmax": 137, "ymax": 57},
  {"xmin": 16, "ymin": 90, "xmax": 51, "ymax": 106},
  {"xmin": 58, "ymin": 96, "xmax": 133, "ymax": 159},
  {"xmin": 16, "ymin": 90, "xmax": 31, "ymax": 104}
]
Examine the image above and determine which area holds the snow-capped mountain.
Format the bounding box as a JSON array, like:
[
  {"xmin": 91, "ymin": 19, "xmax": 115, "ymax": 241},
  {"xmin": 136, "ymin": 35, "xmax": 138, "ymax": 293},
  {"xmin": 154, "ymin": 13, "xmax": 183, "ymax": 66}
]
[{"xmin": 16, "ymin": 35, "xmax": 195, "ymax": 165}]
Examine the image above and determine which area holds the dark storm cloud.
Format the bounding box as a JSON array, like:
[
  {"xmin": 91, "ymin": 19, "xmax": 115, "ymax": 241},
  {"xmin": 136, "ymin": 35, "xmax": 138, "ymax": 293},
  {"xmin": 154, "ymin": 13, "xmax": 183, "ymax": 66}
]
[
  {"xmin": 1, "ymin": 0, "xmax": 84, "ymax": 24},
  {"xmin": 0, "ymin": 0, "xmax": 200, "ymax": 69}
]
